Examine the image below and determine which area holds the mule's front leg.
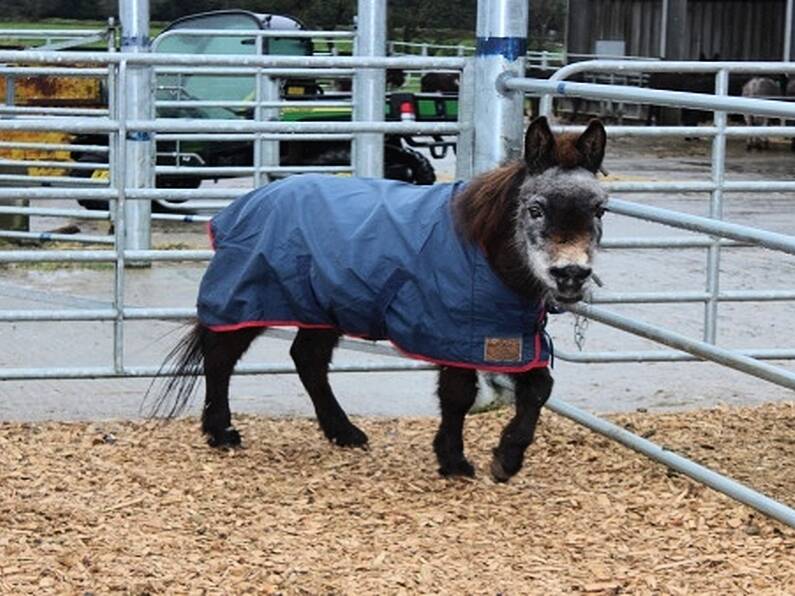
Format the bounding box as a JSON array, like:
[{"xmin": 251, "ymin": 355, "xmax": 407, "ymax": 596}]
[
  {"xmin": 434, "ymin": 366, "xmax": 478, "ymax": 477},
  {"xmin": 490, "ymin": 367, "xmax": 553, "ymax": 482},
  {"xmin": 290, "ymin": 328, "xmax": 368, "ymax": 448}
]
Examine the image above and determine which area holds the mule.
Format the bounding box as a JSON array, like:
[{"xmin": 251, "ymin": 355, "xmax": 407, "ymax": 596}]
[{"xmin": 148, "ymin": 116, "xmax": 607, "ymax": 482}]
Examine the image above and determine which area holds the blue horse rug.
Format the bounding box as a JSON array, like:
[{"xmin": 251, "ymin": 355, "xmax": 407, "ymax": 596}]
[{"xmin": 197, "ymin": 174, "xmax": 550, "ymax": 373}]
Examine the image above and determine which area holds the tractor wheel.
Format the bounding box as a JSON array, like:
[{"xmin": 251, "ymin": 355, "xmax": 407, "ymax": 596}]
[
  {"xmin": 384, "ymin": 145, "xmax": 436, "ymax": 185},
  {"xmin": 73, "ymin": 154, "xmax": 197, "ymax": 213},
  {"xmin": 73, "ymin": 153, "xmax": 111, "ymax": 211}
]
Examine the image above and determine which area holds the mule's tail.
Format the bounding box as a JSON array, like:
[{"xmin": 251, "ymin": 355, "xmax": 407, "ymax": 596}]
[{"xmin": 144, "ymin": 322, "xmax": 205, "ymax": 419}]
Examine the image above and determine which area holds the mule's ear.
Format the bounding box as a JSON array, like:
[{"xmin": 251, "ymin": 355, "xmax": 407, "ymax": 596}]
[
  {"xmin": 575, "ymin": 119, "xmax": 606, "ymax": 174},
  {"xmin": 524, "ymin": 116, "xmax": 557, "ymax": 174}
]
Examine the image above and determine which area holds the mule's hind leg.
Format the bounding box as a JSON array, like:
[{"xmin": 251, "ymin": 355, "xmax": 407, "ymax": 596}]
[
  {"xmin": 490, "ymin": 367, "xmax": 553, "ymax": 482},
  {"xmin": 290, "ymin": 328, "xmax": 368, "ymax": 448},
  {"xmin": 433, "ymin": 366, "xmax": 478, "ymax": 477},
  {"xmin": 202, "ymin": 326, "xmax": 262, "ymax": 448}
]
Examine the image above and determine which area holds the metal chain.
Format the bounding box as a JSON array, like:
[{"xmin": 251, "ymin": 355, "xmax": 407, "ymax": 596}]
[{"xmin": 573, "ymin": 313, "xmax": 589, "ymax": 351}]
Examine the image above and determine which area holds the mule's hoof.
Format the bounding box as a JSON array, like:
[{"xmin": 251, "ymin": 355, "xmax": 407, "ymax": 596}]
[
  {"xmin": 489, "ymin": 457, "xmax": 511, "ymax": 483},
  {"xmin": 438, "ymin": 458, "xmax": 475, "ymax": 478},
  {"xmin": 330, "ymin": 424, "xmax": 369, "ymax": 449},
  {"xmin": 206, "ymin": 427, "xmax": 242, "ymax": 449}
]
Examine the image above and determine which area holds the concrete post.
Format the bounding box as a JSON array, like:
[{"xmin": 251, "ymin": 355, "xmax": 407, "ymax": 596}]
[
  {"xmin": 353, "ymin": 0, "xmax": 386, "ymax": 178},
  {"xmin": 567, "ymin": 0, "xmax": 594, "ymax": 57},
  {"xmin": 472, "ymin": 0, "xmax": 529, "ymax": 174},
  {"xmin": 663, "ymin": 0, "xmax": 688, "ymax": 60},
  {"xmin": 660, "ymin": 0, "xmax": 688, "ymax": 124},
  {"xmin": 119, "ymin": 0, "xmax": 153, "ymax": 251}
]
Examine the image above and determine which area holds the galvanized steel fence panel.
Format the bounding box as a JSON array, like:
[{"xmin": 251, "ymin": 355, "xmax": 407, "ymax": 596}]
[
  {"xmin": 504, "ymin": 59, "xmax": 795, "ymax": 528},
  {"xmin": 0, "ymin": 43, "xmax": 469, "ymax": 380},
  {"xmin": 502, "ymin": 61, "xmax": 795, "ymax": 377}
]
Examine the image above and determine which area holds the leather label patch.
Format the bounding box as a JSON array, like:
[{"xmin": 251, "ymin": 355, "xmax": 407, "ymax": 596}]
[{"xmin": 484, "ymin": 337, "xmax": 522, "ymax": 362}]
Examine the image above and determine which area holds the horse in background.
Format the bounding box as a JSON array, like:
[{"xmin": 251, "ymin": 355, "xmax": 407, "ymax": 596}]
[{"xmin": 742, "ymin": 77, "xmax": 783, "ymax": 150}]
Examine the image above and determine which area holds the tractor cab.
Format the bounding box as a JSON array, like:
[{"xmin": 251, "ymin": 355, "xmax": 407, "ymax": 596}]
[{"xmin": 153, "ymin": 10, "xmax": 317, "ymax": 120}]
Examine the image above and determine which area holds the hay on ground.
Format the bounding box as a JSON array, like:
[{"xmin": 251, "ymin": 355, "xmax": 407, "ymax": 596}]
[{"xmin": 1, "ymin": 402, "xmax": 794, "ymax": 594}]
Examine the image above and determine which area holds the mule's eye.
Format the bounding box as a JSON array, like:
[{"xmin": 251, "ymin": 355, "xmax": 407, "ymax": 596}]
[
  {"xmin": 594, "ymin": 205, "xmax": 606, "ymax": 218},
  {"xmin": 528, "ymin": 204, "xmax": 544, "ymax": 219}
]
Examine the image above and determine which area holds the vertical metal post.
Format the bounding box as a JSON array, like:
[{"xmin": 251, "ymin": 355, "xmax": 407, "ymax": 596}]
[
  {"xmin": 113, "ymin": 61, "xmax": 129, "ymax": 373},
  {"xmin": 455, "ymin": 59, "xmax": 476, "ymax": 180},
  {"xmin": 253, "ymin": 35, "xmax": 264, "ymax": 188},
  {"xmin": 353, "ymin": 0, "xmax": 386, "ymax": 178},
  {"xmin": 4, "ymin": 75, "xmax": 14, "ymax": 110},
  {"xmin": 704, "ymin": 69, "xmax": 728, "ymax": 344},
  {"xmin": 0, "ymin": 73, "xmax": 26, "ymax": 232},
  {"xmin": 473, "ymin": 0, "xmax": 529, "ymax": 174},
  {"xmin": 108, "ymin": 22, "xmax": 122, "ymax": 371},
  {"xmin": 107, "ymin": 15, "xmax": 118, "ymax": 224},
  {"xmin": 255, "ymin": 75, "xmax": 280, "ymax": 185},
  {"xmin": 785, "ymin": 0, "xmax": 794, "ymax": 61},
  {"xmin": 119, "ymin": 0, "xmax": 153, "ymax": 251},
  {"xmin": 253, "ymin": 35, "xmax": 280, "ymax": 187}
]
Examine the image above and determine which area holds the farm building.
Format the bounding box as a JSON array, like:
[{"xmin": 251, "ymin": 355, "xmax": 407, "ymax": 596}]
[{"xmin": 567, "ymin": 0, "xmax": 795, "ymax": 61}]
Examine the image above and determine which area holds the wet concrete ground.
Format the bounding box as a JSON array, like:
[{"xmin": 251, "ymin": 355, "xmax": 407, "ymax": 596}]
[{"xmin": 1, "ymin": 136, "xmax": 794, "ymax": 421}]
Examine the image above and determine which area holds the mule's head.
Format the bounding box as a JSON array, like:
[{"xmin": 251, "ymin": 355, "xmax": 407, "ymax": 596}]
[{"xmin": 516, "ymin": 116, "xmax": 607, "ymax": 304}]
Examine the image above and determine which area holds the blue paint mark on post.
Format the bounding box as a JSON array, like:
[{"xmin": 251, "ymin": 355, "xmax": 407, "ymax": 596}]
[
  {"xmin": 557, "ymin": 82, "xmax": 567, "ymax": 95},
  {"xmin": 121, "ymin": 35, "xmax": 151, "ymax": 49},
  {"xmin": 126, "ymin": 132, "xmax": 152, "ymax": 142},
  {"xmin": 475, "ymin": 37, "xmax": 528, "ymax": 61}
]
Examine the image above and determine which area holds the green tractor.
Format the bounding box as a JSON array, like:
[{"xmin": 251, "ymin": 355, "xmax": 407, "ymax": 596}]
[
  {"xmin": 153, "ymin": 10, "xmax": 457, "ymax": 184},
  {"xmin": 149, "ymin": 10, "xmax": 451, "ymax": 193},
  {"xmin": 64, "ymin": 10, "xmax": 458, "ymax": 211}
]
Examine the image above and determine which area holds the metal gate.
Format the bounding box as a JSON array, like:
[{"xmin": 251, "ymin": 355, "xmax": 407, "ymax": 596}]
[
  {"xmin": 0, "ymin": 7, "xmax": 470, "ymax": 379},
  {"xmin": 502, "ymin": 61, "xmax": 795, "ymax": 527}
]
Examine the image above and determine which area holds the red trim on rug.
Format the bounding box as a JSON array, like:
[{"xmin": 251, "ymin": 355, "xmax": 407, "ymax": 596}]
[
  {"xmin": 389, "ymin": 332, "xmax": 548, "ymax": 373},
  {"xmin": 207, "ymin": 320, "xmax": 336, "ymax": 333},
  {"xmin": 206, "ymin": 220, "xmax": 216, "ymax": 250},
  {"xmin": 205, "ymin": 320, "xmax": 549, "ymax": 372}
]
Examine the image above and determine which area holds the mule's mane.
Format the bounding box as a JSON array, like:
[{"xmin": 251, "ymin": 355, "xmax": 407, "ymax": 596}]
[{"xmin": 453, "ymin": 160, "xmax": 527, "ymax": 256}]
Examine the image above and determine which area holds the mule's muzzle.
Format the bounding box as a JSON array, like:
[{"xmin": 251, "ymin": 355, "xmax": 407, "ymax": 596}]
[{"xmin": 549, "ymin": 264, "xmax": 591, "ymax": 302}]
